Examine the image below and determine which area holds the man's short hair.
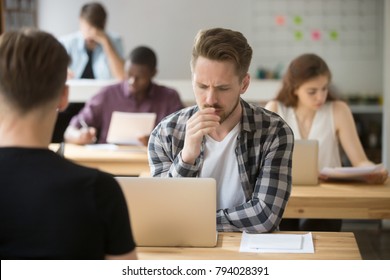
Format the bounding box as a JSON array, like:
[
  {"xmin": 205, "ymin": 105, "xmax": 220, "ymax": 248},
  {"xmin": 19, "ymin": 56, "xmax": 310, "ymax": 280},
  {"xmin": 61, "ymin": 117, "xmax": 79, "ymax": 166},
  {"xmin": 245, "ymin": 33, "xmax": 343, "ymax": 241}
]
[
  {"xmin": 191, "ymin": 28, "xmax": 253, "ymax": 81},
  {"xmin": 80, "ymin": 2, "xmax": 107, "ymax": 30},
  {"xmin": 0, "ymin": 29, "xmax": 70, "ymax": 113},
  {"xmin": 128, "ymin": 46, "xmax": 157, "ymax": 71}
]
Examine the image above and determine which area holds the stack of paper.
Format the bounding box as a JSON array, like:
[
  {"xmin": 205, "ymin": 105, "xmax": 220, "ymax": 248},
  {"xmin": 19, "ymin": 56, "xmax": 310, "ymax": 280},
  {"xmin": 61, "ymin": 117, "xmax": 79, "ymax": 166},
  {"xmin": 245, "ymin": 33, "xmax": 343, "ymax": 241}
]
[{"xmin": 239, "ymin": 232, "xmax": 314, "ymax": 253}]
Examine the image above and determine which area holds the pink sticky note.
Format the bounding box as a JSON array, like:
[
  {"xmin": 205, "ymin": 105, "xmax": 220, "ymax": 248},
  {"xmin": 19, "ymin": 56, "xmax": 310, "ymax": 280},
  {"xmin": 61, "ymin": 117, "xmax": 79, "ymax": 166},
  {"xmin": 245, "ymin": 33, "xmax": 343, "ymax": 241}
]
[
  {"xmin": 311, "ymin": 30, "xmax": 321, "ymax": 41},
  {"xmin": 275, "ymin": 15, "xmax": 286, "ymax": 26}
]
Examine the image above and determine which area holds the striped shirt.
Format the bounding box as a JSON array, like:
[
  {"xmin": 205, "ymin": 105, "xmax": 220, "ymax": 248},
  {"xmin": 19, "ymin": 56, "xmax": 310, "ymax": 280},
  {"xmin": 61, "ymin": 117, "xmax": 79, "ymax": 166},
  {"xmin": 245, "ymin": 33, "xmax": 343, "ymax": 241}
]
[{"xmin": 148, "ymin": 99, "xmax": 294, "ymax": 233}]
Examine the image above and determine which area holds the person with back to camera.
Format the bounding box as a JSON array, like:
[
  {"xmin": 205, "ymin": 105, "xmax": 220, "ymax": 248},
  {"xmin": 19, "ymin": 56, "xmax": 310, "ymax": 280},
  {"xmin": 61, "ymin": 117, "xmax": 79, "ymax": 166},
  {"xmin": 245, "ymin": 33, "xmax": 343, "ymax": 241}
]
[
  {"xmin": 0, "ymin": 28, "xmax": 137, "ymax": 259},
  {"xmin": 64, "ymin": 46, "xmax": 184, "ymax": 146},
  {"xmin": 60, "ymin": 1, "xmax": 125, "ymax": 80},
  {"xmin": 148, "ymin": 27, "xmax": 294, "ymax": 233},
  {"xmin": 265, "ymin": 53, "xmax": 389, "ymax": 231}
]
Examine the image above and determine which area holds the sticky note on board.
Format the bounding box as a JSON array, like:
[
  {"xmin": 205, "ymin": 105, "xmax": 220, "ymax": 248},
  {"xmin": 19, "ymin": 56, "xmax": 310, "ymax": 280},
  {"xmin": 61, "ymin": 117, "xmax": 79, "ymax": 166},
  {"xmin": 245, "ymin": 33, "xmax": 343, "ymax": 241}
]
[
  {"xmin": 275, "ymin": 15, "xmax": 286, "ymax": 26},
  {"xmin": 329, "ymin": 30, "xmax": 339, "ymax": 40},
  {"xmin": 294, "ymin": 30, "xmax": 303, "ymax": 41},
  {"xmin": 311, "ymin": 30, "xmax": 321, "ymax": 41},
  {"xmin": 293, "ymin": 15, "xmax": 303, "ymax": 25}
]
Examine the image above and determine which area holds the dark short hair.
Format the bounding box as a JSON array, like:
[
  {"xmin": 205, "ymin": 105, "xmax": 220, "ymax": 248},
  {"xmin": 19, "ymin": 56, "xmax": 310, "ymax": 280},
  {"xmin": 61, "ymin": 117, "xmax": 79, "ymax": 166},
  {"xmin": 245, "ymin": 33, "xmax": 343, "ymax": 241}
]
[
  {"xmin": 0, "ymin": 28, "xmax": 70, "ymax": 113},
  {"xmin": 80, "ymin": 2, "xmax": 107, "ymax": 30},
  {"xmin": 128, "ymin": 46, "xmax": 157, "ymax": 70},
  {"xmin": 276, "ymin": 53, "xmax": 336, "ymax": 107},
  {"xmin": 191, "ymin": 28, "xmax": 253, "ymax": 81}
]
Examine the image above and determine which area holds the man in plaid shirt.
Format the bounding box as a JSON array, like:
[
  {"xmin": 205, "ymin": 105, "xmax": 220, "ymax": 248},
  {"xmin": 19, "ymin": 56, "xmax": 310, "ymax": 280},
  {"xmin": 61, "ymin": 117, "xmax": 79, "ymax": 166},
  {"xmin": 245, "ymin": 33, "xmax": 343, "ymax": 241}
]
[{"xmin": 148, "ymin": 28, "xmax": 294, "ymax": 233}]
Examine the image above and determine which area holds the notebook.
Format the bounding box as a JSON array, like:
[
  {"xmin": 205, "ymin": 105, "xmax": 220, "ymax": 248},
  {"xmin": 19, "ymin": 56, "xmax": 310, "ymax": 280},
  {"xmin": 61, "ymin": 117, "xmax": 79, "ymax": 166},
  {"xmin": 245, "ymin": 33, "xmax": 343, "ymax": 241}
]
[
  {"xmin": 292, "ymin": 139, "xmax": 319, "ymax": 185},
  {"xmin": 115, "ymin": 177, "xmax": 218, "ymax": 247},
  {"xmin": 106, "ymin": 112, "xmax": 156, "ymax": 145}
]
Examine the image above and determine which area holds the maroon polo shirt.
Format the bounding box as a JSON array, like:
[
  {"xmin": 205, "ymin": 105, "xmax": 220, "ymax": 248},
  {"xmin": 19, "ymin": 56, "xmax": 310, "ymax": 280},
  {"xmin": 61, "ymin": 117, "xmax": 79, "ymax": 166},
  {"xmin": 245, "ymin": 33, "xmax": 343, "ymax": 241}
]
[{"xmin": 69, "ymin": 81, "xmax": 184, "ymax": 143}]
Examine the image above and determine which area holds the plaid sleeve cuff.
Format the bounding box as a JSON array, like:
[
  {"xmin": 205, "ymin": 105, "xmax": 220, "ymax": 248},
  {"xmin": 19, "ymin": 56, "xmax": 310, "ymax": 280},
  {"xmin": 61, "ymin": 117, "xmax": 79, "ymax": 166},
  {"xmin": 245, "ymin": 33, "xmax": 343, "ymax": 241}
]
[{"xmin": 169, "ymin": 151, "xmax": 201, "ymax": 177}]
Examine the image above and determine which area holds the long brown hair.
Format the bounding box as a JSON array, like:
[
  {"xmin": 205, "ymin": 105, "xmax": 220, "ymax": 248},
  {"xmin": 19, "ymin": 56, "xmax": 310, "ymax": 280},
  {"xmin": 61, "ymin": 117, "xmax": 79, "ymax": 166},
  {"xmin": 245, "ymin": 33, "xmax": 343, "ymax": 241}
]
[{"xmin": 276, "ymin": 53, "xmax": 337, "ymax": 107}]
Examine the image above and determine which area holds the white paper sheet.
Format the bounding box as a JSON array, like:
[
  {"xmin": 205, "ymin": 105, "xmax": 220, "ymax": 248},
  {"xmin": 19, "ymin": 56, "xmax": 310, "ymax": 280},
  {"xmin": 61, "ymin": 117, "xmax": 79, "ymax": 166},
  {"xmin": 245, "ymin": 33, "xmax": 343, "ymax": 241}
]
[
  {"xmin": 239, "ymin": 232, "xmax": 314, "ymax": 253},
  {"xmin": 106, "ymin": 112, "xmax": 156, "ymax": 145},
  {"xmin": 320, "ymin": 164, "xmax": 384, "ymax": 179},
  {"xmin": 85, "ymin": 144, "xmax": 119, "ymax": 150},
  {"xmin": 84, "ymin": 144, "xmax": 146, "ymax": 153}
]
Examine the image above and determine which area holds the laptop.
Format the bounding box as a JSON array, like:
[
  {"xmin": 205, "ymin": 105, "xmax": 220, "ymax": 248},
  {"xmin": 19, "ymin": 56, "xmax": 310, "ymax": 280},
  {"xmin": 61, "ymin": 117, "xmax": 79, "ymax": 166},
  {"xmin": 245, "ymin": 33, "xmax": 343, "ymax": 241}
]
[
  {"xmin": 115, "ymin": 177, "xmax": 218, "ymax": 247},
  {"xmin": 292, "ymin": 139, "xmax": 319, "ymax": 185},
  {"xmin": 106, "ymin": 112, "xmax": 156, "ymax": 145}
]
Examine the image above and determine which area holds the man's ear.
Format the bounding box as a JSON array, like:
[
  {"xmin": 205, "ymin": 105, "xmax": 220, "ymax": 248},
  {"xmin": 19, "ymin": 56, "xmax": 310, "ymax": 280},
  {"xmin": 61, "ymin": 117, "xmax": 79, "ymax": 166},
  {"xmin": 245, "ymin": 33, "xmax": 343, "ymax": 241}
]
[
  {"xmin": 57, "ymin": 85, "xmax": 69, "ymax": 112},
  {"xmin": 240, "ymin": 73, "xmax": 250, "ymax": 94}
]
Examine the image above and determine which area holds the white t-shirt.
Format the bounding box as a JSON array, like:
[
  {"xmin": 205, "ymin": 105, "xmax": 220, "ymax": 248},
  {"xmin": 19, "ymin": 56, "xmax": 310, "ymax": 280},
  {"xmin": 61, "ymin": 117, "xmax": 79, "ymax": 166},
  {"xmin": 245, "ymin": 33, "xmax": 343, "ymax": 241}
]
[
  {"xmin": 199, "ymin": 123, "xmax": 246, "ymax": 210},
  {"xmin": 276, "ymin": 101, "xmax": 341, "ymax": 170}
]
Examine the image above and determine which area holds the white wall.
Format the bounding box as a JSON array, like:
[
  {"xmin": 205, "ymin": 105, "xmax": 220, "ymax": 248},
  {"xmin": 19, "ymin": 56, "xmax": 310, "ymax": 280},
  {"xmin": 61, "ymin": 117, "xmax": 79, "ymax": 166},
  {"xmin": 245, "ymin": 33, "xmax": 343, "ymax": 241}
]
[
  {"xmin": 38, "ymin": 0, "xmax": 383, "ymax": 96},
  {"xmin": 38, "ymin": 0, "xmax": 252, "ymax": 81},
  {"xmin": 38, "ymin": 0, "xmax": 388, "ymax": 166}
]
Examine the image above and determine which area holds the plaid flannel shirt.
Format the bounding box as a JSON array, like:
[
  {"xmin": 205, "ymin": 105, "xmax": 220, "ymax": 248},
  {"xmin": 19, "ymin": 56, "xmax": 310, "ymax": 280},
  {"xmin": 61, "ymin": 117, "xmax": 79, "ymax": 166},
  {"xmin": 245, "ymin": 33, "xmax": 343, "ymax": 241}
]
[{"xmin": 148, "ymin": 99, "xmax": 294, "ymax": 233}]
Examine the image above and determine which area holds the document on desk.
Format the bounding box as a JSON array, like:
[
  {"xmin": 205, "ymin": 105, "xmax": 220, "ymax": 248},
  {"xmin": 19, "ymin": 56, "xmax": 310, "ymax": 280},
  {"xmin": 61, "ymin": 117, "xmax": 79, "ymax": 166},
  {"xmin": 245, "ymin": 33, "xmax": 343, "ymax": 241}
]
[
  {"xmin": 85, "ymin": 144, "xmax": 146, "ymax": 153},
  {"xmin": 85, "ymin": 144, "xmax": 119, "ymax": 150},
  {"xmin": 239, "ymin": 232, "xmax": 314, "ymax": 253},
  {"xmin": 106, "ymin": 112, "xmax": 156, "ymax": 145}
]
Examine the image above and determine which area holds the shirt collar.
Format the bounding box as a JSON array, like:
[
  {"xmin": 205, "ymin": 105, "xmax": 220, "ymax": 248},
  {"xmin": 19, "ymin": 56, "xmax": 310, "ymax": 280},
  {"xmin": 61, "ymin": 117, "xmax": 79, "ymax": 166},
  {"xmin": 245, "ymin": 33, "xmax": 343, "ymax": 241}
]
[{"xmin": 240, "ymin": 99, "xmax": 257, "ymax": 133}]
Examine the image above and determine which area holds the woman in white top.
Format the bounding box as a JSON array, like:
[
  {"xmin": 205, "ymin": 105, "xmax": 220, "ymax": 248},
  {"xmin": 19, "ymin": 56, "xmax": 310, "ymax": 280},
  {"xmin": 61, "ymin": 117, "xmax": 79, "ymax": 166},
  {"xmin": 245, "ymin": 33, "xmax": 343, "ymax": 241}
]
[{"xmin": 265, "ymin": 53, "xmax": 388, "ymax": 231}]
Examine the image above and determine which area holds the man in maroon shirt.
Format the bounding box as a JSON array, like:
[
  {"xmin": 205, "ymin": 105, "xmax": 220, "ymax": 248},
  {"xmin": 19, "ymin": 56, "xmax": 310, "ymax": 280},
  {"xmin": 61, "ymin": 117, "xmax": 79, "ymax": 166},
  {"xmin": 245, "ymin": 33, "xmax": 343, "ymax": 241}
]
[{"xmin": 64, "ymin": 46, "xmax": 184, "ymax": 145}]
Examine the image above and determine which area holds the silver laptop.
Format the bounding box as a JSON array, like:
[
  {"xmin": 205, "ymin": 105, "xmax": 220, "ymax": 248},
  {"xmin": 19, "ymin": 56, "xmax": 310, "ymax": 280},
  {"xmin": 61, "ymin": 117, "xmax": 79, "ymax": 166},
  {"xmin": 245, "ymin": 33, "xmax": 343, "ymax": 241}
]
[
  {"xmin": 106, "ymin": 112, "xmax": 156, "ymax": 145},
  {"xmin": 292, "ymin": 139, "xmax": 319, "ymax": 185},
  {"xmin": 115, "ymin": 177, "xmax": 218, "ymax": 247}
]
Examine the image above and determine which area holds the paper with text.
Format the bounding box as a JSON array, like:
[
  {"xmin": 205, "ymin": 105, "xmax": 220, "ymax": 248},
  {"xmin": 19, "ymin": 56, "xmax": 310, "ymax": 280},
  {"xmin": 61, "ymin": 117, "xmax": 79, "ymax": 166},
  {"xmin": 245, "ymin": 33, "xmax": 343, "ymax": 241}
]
[
  {"xmin": 85, "ymin": 144, "xmax": 119, "ymax": 150},
  {"xmin": 84, "ymin": 144, "xmax": 146, "ymax": 153},
  {"xmin": 106, "ymin": 112, "xmax": 156, "ymax": 145},
  {"xmin": 239, "ymin": 232, "xmax": 314, "ymax": 253}
]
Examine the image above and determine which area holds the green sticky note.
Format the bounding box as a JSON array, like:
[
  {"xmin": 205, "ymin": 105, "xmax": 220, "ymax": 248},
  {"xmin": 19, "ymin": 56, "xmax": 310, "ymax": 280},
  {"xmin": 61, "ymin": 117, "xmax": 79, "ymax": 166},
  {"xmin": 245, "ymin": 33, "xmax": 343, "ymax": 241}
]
[
  {"xmin": 329, "ymin": 30, "xmax": 339, "ymax": 40},
  {"xmin": 294, "ymin": 16, "xmax": 303, "ymax": 25},
  {"xmin": 294, "ymin": 31, "xmax": 303, "ymax": 41}
]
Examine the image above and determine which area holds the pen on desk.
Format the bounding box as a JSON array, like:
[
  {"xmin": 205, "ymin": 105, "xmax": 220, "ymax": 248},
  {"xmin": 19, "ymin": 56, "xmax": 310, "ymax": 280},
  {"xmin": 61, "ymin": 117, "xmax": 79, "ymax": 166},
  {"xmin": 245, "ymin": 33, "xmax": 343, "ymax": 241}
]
[{"xmin": 79, "ymin": 118, "xmax": 97, "ymax": 143}]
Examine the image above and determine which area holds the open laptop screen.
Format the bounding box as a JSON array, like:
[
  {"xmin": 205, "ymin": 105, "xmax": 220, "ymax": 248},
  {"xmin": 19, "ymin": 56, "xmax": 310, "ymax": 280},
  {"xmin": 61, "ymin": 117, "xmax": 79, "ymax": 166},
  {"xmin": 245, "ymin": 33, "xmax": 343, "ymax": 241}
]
[
  {"xmin": 115, "ymin": 177, "xmax": 218, "ymax": 247},
  {"xmin": 292, "ymin": 139, "xmax": 319, "ymax": 185}
]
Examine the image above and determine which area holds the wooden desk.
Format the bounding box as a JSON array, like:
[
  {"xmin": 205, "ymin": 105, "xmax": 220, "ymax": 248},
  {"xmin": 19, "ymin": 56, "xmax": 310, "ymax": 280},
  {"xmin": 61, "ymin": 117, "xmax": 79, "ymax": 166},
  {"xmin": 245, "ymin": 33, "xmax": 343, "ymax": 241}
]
[
  {"xmin": 284, "ymin": 180, "xmax": 390, "ymax": 219},
  {"xmin": 48, "ymin": 145, "xmax": 390, "ymax": 218},
  {"xmin": 137, "ymin": 232, "xmax": 361, "ymax": 260},
  {"xmin": 49, "ymin": 143, "xmax": 149, "ymax": 176}
]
